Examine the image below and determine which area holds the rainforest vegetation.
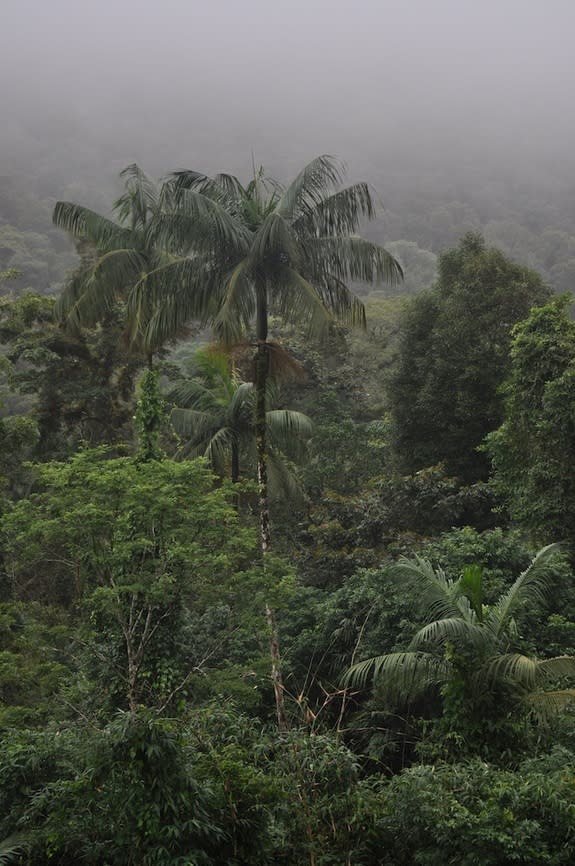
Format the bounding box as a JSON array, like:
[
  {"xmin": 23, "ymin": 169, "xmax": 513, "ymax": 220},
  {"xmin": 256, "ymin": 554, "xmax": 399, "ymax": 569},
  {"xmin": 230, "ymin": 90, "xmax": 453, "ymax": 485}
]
[{"xmin": 1, "ymin": 148, "xmax": 575, "ymax": 866}]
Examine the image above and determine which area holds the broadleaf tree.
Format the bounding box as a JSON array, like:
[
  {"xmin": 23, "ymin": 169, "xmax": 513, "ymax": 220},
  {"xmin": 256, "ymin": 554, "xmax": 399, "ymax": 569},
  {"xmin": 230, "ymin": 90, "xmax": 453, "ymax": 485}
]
[
  {"xmin": 486, "ymin": 297, "xmax": 575, "ymax": 556},
  {"xmin": 2, "ymin": 450, "xmax": 257, "ymax": 713},
  {"xmin": 387, "ymin": 233, "xmax": 551, "ymax": 482}
]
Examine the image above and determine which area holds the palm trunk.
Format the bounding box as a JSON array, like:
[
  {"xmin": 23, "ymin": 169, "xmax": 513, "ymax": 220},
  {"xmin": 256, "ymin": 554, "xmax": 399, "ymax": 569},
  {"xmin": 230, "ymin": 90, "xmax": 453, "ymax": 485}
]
[
  {"xmin": 231, "ymin": 436, "xmax": 240, "ymax": 484},
  {"xmin": 266, "ymin": 603, "xmax": 288, "ymax": 733},
  {"xmin": 255, "ymin": 339, "xmax": 270, "ymax": 553},
  {"xmin": 255, "ymin": 281, "xmax": 287, "ymax": 733},
  {"xmin": 255, "ymin": 281, "xmax": 270, "ymax": 553}
]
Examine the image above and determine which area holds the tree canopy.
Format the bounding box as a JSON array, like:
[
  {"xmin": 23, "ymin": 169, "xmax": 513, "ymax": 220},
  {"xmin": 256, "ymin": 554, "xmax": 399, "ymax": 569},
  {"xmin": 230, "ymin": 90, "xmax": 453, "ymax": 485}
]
[
  {"xmin": 486, "ymin": 297, "xmax": 575, "ymax": 556},
  {"xmin": 387, "ymin": 233, "xmax": 551, "ymax": 482}
]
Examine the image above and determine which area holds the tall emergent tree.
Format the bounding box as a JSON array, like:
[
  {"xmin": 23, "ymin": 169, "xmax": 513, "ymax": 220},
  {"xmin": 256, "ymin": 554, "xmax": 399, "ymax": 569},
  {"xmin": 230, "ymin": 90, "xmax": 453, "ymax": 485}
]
[
  {"xmin": 387, "ymin": 233, "xmax": 551, "ymax": 483},
  {"xmin": 143, "ymin": 156, "xmax": 403, "ymax": 551},
  {"xmin": 54, "ymin": 157, "xmax": 402, "ymax": 732}
]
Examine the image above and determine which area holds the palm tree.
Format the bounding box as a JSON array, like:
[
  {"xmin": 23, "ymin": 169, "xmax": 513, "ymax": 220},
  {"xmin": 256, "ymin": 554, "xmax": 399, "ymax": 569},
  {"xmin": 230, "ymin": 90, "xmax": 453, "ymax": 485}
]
[
  {"xmin": 55, "ymin": 157, "xmax": 402, "ymax": 733},
  {"xmin": 139, "ymin": 156, "xmax": 403, "ymax": 552},
  {"xmin": 52, "ymin": 163, "xmax": 195, "ymax": 356},
  {"xmin": 170, "ymin": 347, "xmax": 312, "ymax": 489},
  {"xmin": 346, "ymin": 545, "xmax": 575, "ymax": 747}
]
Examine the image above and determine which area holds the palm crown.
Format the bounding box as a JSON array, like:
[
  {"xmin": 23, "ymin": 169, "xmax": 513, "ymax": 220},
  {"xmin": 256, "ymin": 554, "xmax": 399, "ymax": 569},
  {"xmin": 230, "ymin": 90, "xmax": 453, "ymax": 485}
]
[
  {"xmin": 138, "ymin": 155, "xmax": 402, "ymax": 350},
  {"xmin": 53, "ymin": 164, "xmax": 180, "ymax": 353}
]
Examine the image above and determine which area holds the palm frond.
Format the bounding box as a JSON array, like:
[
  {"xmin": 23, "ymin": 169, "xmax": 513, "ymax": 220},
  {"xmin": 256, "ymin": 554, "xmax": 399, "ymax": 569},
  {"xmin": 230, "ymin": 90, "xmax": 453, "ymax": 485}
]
[
  {"xmin": 210, "ymin": 173, "xmax": 250, "ymax": 211},
  {"xmin": 266, "ymin": 410, "xmax": 313, "ymax": 456},
  {"xmin": 53, "ymin": 202, "xmax": 131, "ymax": 249},
  {"xmin": 229, "ymin": 382, "xmax": 255, "ymax": 418},
  {"xmin": 345, "ymin": 651, "xmax": 451, "ymax": 700},
  {"xmin": 92, "ymin": 247, "xmax": 148, "ymax": 285},
  {"xmin": 169, "ymin": 380, "xmax": 216, "ymax": 410},
  {"xmin": 537, "ymin": 656, "xmax": 575, "ymax": 680},
  {"xmin": 168, "ymin": 171, "xmax": 248, "ymax": 222},
  {"xmin": 410, "ymin": 616, "xmax": 487, "ymax": 653},
  {"xmin": 250, "ymin": 212, "xmax": 300, "ymax": 267},
  {"xmin": 392, "ymin": 556, "xmax": 462, "ymax": 622},
  {"xmin": 170, "ymin": 407, "xmax": 216, "ymax": 438},
  {"xmin": 293, "ymin": 182, "xmax": 376, "ymax": 237},
  {"xmin": 482, "ymin": 653, "xmax": 540, "ymax": 692},
  {"xmin": 486, "ymin": 543, "xmax": 561, "ymax": 637},
  {"xmin": 266, "ymin": 447, "xmax": 305, "ymax": 503},
  {"xmin": 271, "ymin": 267, "xmax": 334, "ymax": 340},
  {"xmin": 154, "ymin": 189, "xmax": 251, "ymax": 256},
  {"xmin": 167, "ymin": 169, "xmax": 209, "ymax": 193},
  {"xmin": 304, "ymin": 273, "xmax": 367, "ymax": 328},
  {"xmin": 213, "ymin": 259, "xmax": 254, "ymax": 345},
  {"xmin": 276, "ymin": 155, "xmax": 345, "ymax": 221},
  {"xmin": 479, "ymin": 653, "xmax": 575, "ymax": 698},
  {"xmin": 115, "ymin": 164, "xmax": 159, "ymax": 227},
  {"xmin": 307, "ymin": 236, "xmax": 403, "ymax": 287},
  {"xmin": 0, "ymin": 835, "xmax": 29, "ymax": 864},
  {"xmin": 56, "ymin": 247, "xmax": 146, "ymax": 331},
  {"xmin": 204, "ymin": 425, "xmax": 235, "ymax": 472},
  {"xmin": 526, "ymin": 688, "xmax": 575, "ymax": 725},
  {"xmin": 54, "ymin": 265, "xmax": 92, "ymax": 331},
  {"xmin": 129, "ymin": 257, "xmax": 221, "ymax": 350}
]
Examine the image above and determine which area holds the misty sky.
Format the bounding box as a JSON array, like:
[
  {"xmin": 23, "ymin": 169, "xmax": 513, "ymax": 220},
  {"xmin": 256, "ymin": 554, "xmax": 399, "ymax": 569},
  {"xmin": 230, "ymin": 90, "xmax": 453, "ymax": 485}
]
[{"xmin": 2, "ymin": 0, "xmax": 575, "ymax": 182}]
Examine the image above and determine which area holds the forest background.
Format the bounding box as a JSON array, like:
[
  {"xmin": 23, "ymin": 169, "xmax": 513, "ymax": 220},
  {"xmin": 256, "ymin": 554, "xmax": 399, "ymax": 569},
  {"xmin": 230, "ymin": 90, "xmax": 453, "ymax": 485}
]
[{"xmin": 2, "ymin": 1, "xmax": 575, "ymax": 864}]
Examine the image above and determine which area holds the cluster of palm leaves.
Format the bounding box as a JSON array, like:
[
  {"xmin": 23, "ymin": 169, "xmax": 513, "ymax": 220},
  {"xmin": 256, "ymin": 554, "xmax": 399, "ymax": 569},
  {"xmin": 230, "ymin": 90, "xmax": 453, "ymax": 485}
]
[
  {"xmin": 54, "ymin": 156, "xmax": 402, "ymax": 547},
  {"xmin": 169, "ymin": 347, "xmax": 312, "ymax": 496},
  {"xmin": 347, "ymin": 544, "xmax": 575, "ymax": 726},
  {"xmin": 0, "ymin": 836, "xmax": 28, "ymax": 865},
  {"xmin": 54, "ymin": 157, "xmax": 402, "ymax": 355}
]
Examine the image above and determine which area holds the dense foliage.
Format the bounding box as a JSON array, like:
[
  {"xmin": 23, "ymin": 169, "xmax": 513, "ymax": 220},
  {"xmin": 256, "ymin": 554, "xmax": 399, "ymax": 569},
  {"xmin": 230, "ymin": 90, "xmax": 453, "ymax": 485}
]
[
  {"xmin": 0, "ymin": 156, "xmax": 574, "ymax": 865},
  {"xmin": 387, "ymin": 233, "xmax": 551, "ymax": 482},
  {"xmin": 486, "ymin": 297, "xmax": 575, "ymax": 557}
]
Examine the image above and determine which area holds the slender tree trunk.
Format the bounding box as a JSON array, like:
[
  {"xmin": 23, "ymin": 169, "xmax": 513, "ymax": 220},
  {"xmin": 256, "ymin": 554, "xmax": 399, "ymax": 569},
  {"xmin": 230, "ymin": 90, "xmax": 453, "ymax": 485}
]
[
  {"xmin": 231, "ymin": 436, "xmax": 240, "ymax": 484},
  {"xmin": 231, "ymin": 436, "xmax": 241, "ymax": 512},
  {"xmin": 255, "ymin": 341, "xmax": 271, "ymax": 553},
  {"xmin": 127, "ymin": 654, "xmax": 139, "ymax": 714},
  {"xmin": 255, "ymin": 281, "xmax": 270, "ymax": 553},
  {"xmin": 255, "ymin": 280, "xmax": 287, "ymax": 733},
  {"xmin": 267, "ymin": 603, "xmax": 288, "ymax": 732}
]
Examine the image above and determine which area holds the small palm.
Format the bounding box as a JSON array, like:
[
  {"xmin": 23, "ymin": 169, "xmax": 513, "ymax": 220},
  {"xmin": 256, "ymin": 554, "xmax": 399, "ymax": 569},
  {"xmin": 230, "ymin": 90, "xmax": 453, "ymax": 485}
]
[
  {"xmin": 170, "ymin": 348, "xmax": 312, "ymax": 494},
  {"xmin": 347, "ymin": 544, "xmax": 575, "ymax": 728}
]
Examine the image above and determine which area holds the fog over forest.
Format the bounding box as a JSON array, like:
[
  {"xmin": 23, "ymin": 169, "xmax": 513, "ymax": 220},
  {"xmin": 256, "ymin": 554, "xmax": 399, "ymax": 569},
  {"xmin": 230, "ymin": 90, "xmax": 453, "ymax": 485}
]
[{"xmin": 2, "ymin": 0, "xmax": 575, "ymax": 291}]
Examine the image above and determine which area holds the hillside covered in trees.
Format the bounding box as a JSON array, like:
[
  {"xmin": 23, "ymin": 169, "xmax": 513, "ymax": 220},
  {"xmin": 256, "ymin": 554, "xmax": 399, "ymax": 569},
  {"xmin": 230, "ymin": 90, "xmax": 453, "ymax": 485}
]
[{"xmin": 0, "ymin": 148, "xmax": 574, "ymax": 866}]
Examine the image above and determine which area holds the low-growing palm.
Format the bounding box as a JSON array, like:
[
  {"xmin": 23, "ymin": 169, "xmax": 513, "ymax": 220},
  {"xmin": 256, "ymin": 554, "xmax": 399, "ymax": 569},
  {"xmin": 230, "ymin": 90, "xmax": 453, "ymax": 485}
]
[
  {"xmin": 170, "ymin": 348, "xmax": 312, "ymax": 495},
  {"xmin": 347, "ymin": 544, "xmax": 575, "ymax": 734}
]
